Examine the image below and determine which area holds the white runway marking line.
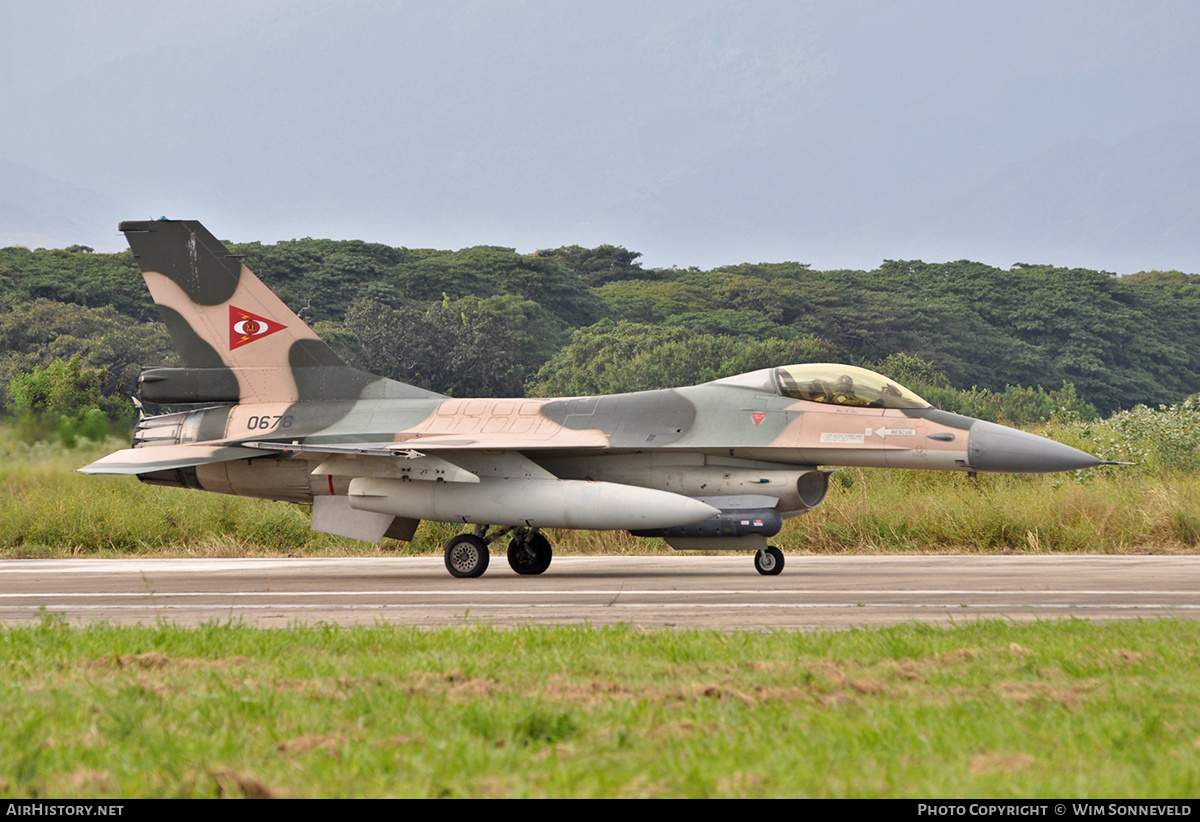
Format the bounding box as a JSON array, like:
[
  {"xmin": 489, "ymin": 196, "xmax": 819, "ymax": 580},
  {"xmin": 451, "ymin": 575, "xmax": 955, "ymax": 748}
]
[
  {"xmin": 0, "ymin": 589, "xmax": 1196, "ymax": 598},
  {"xmin": 2, "ymin": 603, "xmax": 1199, "ymax": 612}
]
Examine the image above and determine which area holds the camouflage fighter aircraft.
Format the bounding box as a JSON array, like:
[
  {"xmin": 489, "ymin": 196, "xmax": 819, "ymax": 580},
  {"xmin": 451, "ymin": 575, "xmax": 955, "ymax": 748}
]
[{"xmin": 82, "ymin": 220, "xmax": 1115, "ymax": 577}]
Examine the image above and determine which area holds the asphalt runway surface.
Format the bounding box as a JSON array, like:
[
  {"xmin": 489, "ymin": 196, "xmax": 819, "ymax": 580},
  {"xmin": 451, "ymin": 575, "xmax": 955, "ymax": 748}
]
[{"xmin": 0, "ymin": 555, "xmax": 1197, "ymax": 630}]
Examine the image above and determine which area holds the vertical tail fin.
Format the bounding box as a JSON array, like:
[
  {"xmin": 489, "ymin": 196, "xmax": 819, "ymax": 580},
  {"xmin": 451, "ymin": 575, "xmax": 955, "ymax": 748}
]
[{"xmin": 121, "ymin": 219, "xmax": 440, "ymax": 404}]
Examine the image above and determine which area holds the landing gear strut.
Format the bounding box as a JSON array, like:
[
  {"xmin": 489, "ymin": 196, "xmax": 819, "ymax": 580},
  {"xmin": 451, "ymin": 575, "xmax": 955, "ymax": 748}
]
[
  {"xmin": 754, "ymin": 545, "xmax": 784, "ymax": 576},
  {"xmin": 507, "ymin": 530, "xmax": 553, "ymax": 575}
]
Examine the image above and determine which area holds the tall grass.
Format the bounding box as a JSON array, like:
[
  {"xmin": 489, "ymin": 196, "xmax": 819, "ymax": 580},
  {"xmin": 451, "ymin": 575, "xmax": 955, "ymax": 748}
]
[
  {"xmin": 0, "ymin": 432, "xmax": 355, "ymax": 557},
  {"xmin": 785, "ymin": 465, "xmax": 1200, "ymax": 554}
]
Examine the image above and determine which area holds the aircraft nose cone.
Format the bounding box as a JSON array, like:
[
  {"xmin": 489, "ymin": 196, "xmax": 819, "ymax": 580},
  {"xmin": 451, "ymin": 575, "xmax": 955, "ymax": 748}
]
[{"xmin": 967, "ymin": 420, "xmax": 1105, "ymax": 473}]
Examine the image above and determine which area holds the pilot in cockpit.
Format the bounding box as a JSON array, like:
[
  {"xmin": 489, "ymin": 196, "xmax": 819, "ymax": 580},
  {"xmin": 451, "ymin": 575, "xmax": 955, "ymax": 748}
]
[{"xmin": 832, "ymin": 374, "xmax": 856, "ymax": 404}]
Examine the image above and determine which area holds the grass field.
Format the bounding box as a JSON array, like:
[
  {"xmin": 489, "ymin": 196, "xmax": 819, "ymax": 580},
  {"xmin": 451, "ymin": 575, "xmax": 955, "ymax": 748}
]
[
  {"xmin": 2, "ymin": 426, "xmax": 1197, "ymax": 798},
  {"xmin": 2, "ymin": 618, "xmax": 1197, "ymax": 798}
]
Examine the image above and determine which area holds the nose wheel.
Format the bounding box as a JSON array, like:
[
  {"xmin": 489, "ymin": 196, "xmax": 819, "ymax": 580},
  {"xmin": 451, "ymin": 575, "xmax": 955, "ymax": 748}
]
[{"xmin": 754, "ymin": 546, "xmax": 784, "ymax": 576}]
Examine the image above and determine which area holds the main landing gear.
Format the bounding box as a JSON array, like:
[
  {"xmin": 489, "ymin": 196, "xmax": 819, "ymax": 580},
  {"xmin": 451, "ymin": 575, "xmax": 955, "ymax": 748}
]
[
  {"xmin": 442, "ymin": 526, "xmax": 553, "ymax": 578},
  {"xmin": 507, "ymin": 530, "xmax": 553, "ymax": 575},
  {"xmin": 444, "ymin": 533, "xmax": 490, "ymax": 578},
  {"xmin": 754, "ymin": 545, "xmax": 785, "ymax": 576}
]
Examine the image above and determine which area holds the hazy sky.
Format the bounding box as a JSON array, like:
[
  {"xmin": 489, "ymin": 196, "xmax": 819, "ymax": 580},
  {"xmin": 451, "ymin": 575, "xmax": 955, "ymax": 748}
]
[{"xmin": 3, "ymin": 1, "xmax": 1198, "ymax": 272}]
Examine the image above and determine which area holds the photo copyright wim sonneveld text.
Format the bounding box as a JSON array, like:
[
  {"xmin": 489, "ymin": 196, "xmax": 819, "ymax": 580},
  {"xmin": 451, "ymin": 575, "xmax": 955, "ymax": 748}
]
[{"xmin": 918, "ymin": 806, "xmax": 1193, "ymax": 818}]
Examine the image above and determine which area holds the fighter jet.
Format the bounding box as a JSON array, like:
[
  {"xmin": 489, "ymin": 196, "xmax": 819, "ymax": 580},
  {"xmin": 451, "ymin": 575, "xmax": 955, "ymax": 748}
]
[{"xmin": 81, "ymin": 220, "xmax": 1114, "ymax": 577}]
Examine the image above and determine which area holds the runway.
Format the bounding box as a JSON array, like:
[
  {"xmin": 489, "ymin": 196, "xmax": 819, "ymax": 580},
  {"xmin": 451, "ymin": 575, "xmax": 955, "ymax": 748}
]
[{"xmin": 0, "ymin": 554, "xmax": 1196, "ymax": 630}]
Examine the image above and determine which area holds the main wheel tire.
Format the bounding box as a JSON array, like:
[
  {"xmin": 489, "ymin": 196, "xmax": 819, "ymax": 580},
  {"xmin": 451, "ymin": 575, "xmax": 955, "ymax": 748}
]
[
  {"xmin": 445, "ymin": 534, "xmax": 490, "ymax": 578},
  {"xmin": 754, "ymin": 546, "xmax": 785, "ymax": 576},
  {"xmin": 507, "ymin": 532, "xmax": 553, "ymax": 575}
]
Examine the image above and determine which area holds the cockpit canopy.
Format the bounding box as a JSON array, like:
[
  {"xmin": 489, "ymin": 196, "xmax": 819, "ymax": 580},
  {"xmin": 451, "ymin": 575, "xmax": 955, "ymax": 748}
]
[{"xmin": 713, "ymin": 363, "xmax": 932, "ymax": 409}]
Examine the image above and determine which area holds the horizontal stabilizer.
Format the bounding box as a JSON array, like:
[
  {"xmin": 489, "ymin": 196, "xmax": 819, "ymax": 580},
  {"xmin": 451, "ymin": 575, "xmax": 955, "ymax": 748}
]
[{"xmin": 78, "ymin": 444, "xmax": 262, "ymax": 475}]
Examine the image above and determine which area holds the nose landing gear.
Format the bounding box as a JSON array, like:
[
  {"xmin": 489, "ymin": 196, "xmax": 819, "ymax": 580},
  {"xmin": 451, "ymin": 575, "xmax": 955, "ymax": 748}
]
[{"xmin": 753, "ymin": 545, "xmax": 785, "ymax": 576}]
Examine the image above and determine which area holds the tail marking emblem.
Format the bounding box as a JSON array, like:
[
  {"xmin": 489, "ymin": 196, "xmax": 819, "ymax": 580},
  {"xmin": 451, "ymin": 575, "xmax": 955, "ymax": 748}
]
[{"xmin": 229, "ymin": 306, "xmax": 287, "ymax": 349}]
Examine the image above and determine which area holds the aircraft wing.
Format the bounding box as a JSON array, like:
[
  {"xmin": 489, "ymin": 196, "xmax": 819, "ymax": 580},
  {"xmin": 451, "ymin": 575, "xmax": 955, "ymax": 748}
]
[
  {"xmin": 239, "ymin": 439, "xmax": 583, "ymax": 483},
  {"xmin": 238, "ymin": 431, "xmax": 612, "ymax": 453},
  {"xmin": 78, "ymin": 444, "xmax": 264, "ymax": 475},
  {"xmin": 240, "ymin": 441, "xmax": 434, "ymax": 458},
  {"xmin": 80, "ymin": 431, "xmax": 607, "ymax": 479},
  {"xmin": 396, "ymin": 433, "xmax": 610, "ymax": 449}
]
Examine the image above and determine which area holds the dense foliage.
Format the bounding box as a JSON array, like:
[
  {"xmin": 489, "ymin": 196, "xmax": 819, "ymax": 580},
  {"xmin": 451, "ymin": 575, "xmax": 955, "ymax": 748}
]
[
  {"xmin": 0, "ymin": 297, "xmax": 175, "ymax": 409},
  {"xmin": 1058, "ymin": 395, "xmax": 1200, "ymax": 472},
  {"xmin": 596, "ymin": 261, "xmax": 1200, "ymax": 413},
  {"xmin": 3, "ymin": 239, "xmax": 1199, "ymax": 422},
  {"xmin": 5, "ymin": 356, "xmax": 133, "ymax": 445},
  {"xmin": 345, "ymin": 295, "xmax": 564, "ymax": 398}
]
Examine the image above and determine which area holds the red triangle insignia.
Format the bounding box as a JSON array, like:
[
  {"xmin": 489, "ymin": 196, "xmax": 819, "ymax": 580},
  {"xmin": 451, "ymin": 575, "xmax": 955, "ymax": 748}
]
[
  {"xmin": 229, "ymin": 305, "xmax": 287, "ymax": 350},
  {"xmin": 751, "ymin": 412, "xmax": 767, "ymax": 426}
]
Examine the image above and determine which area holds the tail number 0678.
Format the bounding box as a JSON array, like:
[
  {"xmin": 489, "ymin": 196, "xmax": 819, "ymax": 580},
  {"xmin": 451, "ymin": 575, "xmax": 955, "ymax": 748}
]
[{"xmin": 246, "ymin": 415, "xmax": 294, "ymax": 431}]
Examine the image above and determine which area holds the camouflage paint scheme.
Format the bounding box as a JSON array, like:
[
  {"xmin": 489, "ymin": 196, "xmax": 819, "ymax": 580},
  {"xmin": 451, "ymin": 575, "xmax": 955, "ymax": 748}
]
[{"xmin": 82, "ymin": 220, "xmax": 1113, "ymax": 577}]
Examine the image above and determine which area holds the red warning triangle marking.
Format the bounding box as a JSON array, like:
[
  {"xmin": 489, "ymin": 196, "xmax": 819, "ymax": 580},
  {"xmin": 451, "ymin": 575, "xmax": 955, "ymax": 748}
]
[
  {"xmin": 229, "ymin": 305, "xmax": 287, "ymax": 350},
  {"xmin": 750, "ymin": 412, "xmax": 767, "ymax": 426}
]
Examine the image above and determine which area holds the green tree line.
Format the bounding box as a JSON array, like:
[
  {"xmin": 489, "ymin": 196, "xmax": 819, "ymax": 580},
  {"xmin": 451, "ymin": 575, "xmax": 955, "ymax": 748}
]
[{"xmin": 2, "ymin": 240, "xmax": 1198, "ymax": 426}]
